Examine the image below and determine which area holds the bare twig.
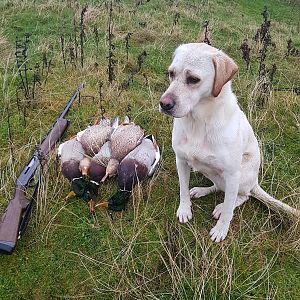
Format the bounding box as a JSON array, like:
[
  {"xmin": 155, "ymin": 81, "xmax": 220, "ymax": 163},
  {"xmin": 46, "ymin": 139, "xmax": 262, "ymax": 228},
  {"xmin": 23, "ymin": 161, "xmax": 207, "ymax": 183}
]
[
  {"xmin": 60, "ymin": 31, "xmax": 67, "ymax": 70},
  {"xmin": 98, "ymin": 81, "xmax": 105, "ymax": 118},
  {"xmin": 107, "ymin": 1, "xmax": 116, "ymax": 84},
  {"xmin": 124, "ymin": 32, "xmax": 132, "ymax": 62},
  {"xmin": 240, "ymin": 39, "xmax": 251, "ymax": 69},
  {"xmin": 80, "ymin": 5, "xmax": 88, "ymax": 68},
  {"xmin": 202, "ymin": 20, "xmax": 211, "ymax": 45}
]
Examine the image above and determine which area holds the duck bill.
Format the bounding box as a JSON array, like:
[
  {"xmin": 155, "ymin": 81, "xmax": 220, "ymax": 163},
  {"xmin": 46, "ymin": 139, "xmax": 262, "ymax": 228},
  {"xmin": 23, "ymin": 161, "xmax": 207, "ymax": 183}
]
[
  {"xmin": 95, "ymin": 201, "xmax": 109, "ymax": 209},
  {"xmin": 100, "ymin": 173, "xmax": 109, "ymax": 183},
  {"xmin": 88, "ymin": 200, "xmax": 95, "ymax": 215},
  {"xmin": 81, "ymin": 167, "xmax": 89, "ymax": 176},
  {"xmin": 66, "ymin": 191, "xmax": 76, "ymax": 200}
]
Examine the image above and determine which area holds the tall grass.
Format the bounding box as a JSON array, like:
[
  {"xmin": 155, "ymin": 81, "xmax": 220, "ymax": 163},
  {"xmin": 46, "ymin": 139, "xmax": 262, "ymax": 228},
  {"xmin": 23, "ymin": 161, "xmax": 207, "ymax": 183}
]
[{"xmin": 0, "ymin": 0, "xmax": 299, "ymax": 299}]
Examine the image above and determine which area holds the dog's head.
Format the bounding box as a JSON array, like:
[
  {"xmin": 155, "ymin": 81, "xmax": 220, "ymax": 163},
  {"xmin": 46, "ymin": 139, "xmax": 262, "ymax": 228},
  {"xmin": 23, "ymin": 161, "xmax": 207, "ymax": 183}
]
[{"xmin": 159, "ymin": 43, "xmax": 238, "ymax": 118}]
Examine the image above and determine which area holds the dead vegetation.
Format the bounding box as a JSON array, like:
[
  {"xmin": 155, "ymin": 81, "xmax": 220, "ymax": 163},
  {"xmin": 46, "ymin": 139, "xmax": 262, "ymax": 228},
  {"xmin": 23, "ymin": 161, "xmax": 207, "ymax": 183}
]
[{"xmin": 0, "ymin": 0, "xmax": 299, "ymax": 298}]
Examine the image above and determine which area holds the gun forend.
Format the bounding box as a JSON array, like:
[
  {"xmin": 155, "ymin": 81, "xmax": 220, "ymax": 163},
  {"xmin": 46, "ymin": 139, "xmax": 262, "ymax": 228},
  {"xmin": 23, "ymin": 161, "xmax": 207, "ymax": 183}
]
[
  {"xmin": 0, "ymin": 187, "xmax": 30, "ymax": 254},
  {"xmin": 39, "ymin": 118, "xmax": 69, "ymax": 156}
]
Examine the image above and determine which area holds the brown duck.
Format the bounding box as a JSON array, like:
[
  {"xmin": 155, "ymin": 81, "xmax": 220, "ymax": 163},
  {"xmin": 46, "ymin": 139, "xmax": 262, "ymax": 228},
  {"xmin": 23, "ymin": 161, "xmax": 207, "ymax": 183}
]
[
  {"xmin": 101, "ymin": 116, "xmax": 144, "ymax": 182},
  {"xmin": 77, "ymin": 118, "xmax": 111, "ymax": 156}
]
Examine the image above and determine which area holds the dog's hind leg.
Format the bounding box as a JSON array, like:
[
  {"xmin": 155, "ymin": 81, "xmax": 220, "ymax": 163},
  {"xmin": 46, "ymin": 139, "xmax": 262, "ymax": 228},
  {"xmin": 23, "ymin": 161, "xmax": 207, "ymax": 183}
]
[
  {"xmin": 212, "ymin": 195, "xmax": 249, "ymax": 220},
  {"xmin": 190, "ymin": 185, "xmax": 217, "ymax": 199}
]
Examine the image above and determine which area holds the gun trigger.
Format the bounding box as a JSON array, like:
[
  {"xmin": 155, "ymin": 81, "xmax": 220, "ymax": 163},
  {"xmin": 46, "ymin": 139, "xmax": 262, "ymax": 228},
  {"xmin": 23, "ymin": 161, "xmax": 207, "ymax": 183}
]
[{"xmin": 27, "ymin": 177, "xmax": 37, "ymax": 188}]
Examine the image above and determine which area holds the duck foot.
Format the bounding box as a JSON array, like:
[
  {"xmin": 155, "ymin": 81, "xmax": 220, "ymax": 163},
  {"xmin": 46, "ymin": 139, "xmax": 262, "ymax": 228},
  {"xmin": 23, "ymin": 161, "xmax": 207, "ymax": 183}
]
[
  {"xmin": 95, "ymin": 201, "xmax": 109, "ymax": 209},
  {"xmin": 66, "ymin": 191, "xmax": 76, "ymax": 200},
  {"xmin": 88, "ymin": 200, "xmax": 95, "ymax": 215}
]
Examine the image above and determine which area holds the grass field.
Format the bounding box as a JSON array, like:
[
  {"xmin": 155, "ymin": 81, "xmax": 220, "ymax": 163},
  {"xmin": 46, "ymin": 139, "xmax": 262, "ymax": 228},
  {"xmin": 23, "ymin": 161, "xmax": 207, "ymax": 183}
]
[{"xmin": 0, "ymin": 0, "xmax": 300, "ymax": 299}]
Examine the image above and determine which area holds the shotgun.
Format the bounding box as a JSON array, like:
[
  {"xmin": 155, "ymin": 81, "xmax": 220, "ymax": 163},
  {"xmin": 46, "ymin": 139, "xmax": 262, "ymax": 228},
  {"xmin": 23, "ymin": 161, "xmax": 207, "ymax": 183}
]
[{"xmin": 0, "ymin": 83, "xmax": 84, "ymax": 254}]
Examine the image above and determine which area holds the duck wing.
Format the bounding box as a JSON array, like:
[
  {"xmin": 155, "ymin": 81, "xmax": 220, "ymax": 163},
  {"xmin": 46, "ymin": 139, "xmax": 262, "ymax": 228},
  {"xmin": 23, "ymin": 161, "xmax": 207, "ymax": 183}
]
[
  {"xmin": 93, "ymin": 141, "xmax": 112, "ymax": 167},
  {"xmin": 146, "ymin": 135, "xmax": 161, "ymax": 176},
  {"xmin": 79, "ymin": 124, "xmax": 111, "ymax": 155},
  {"xmin": 110, "ymin": 124, "xmax": 144, "ymax": 161},
  {"xmin": 58, "ymin": 139, "xmax": 85, "ymax": 163}
]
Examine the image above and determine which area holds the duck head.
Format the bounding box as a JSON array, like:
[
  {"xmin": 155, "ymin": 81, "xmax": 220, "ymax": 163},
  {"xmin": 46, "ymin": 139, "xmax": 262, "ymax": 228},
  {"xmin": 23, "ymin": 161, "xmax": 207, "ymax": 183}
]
[
  {"xmin": 70, "ymin": 178, "xmax": 99, "ymax": 201},
  {"xmin": 79, "ymin": 157, "xmax": 91, "ymax": 177},
  {"xmin": 101, "ymin": 158, "xmax": 119, "ymax": 182}
]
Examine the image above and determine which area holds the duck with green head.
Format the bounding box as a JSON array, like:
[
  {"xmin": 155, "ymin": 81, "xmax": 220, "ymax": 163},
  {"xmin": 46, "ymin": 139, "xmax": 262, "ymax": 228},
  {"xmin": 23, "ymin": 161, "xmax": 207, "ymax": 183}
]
[
  {"xmin": 68, "ymin": 155, "xmax": 107, "ymax": 214},
  {"xmin": 58, "ymin": 138, "xmax": 107, "ymax": 214},
  {"xmin": 97, "ymin": 135, "xmax": 160, "ymax": 211}
]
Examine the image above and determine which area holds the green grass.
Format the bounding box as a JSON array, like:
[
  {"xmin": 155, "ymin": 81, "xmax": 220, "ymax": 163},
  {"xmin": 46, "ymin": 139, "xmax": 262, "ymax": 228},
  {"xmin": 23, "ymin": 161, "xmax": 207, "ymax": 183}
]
[{"xmin": 1, "ymin": 0, "xmax": 300, "ymax": 299}]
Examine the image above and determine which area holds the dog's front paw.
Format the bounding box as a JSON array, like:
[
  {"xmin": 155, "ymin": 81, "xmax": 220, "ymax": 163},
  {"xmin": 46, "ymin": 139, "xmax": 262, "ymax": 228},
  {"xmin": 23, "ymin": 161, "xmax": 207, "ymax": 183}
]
[
  {"xmin": 212, "ymin": 203, "xmax": 224, "ymax": 220},
  {"xmin": 209, "ymin": 220, "xmax": 230, "ymax": 243},
  {"xmin": 176, "ymin": 205, "xmax": 192, "ymax": 223}
]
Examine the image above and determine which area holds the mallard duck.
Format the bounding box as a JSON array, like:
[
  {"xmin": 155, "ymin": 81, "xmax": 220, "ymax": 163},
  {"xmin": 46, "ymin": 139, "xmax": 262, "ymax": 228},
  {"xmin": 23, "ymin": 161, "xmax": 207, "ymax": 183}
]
[
  {"xmin": 57, "ymin": 138, "xmax": 85, "ymax": 181},
  {"xmin": 57, "ymin": 139, "xmax": 96, "ymax": 213},
  {"xmin": 79, "ymin": 157, "xmax": 106, "ymax": 183},
  {"xmin": 97, "ymin": 135, "xmax": 160, "ymax": 211},
  {"xmin": 68, "ymin": 157, "xmax": 106, "ymax": 214},
  {"xmin": 77, "ymin": 118, "xmax": 111, "ymax": 156},
  {"xmin": 101, "ymin": 116, "xmax": 144, "ymax": 182}
]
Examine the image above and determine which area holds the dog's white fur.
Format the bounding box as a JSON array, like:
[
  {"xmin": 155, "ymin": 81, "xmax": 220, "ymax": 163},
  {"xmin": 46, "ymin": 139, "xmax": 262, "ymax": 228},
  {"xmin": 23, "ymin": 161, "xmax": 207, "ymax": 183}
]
[{"xmin": 160, "ymin": 43, "xmax": 269, "ymax": 242}]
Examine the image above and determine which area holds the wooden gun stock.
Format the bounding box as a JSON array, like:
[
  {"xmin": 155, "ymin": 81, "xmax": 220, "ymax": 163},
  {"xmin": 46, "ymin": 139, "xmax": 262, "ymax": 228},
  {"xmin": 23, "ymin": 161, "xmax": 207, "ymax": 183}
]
[{"xmin": 0, "ymin": 188, "xmax": 29, "ymax": 254}]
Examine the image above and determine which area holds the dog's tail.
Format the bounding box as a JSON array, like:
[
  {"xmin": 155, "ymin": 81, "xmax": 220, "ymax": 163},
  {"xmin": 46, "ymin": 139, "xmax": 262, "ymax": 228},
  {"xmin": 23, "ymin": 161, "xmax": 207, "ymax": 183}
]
[{"xmin": 251, "ymin": 184, "xmax": 300, "ymax": 218}]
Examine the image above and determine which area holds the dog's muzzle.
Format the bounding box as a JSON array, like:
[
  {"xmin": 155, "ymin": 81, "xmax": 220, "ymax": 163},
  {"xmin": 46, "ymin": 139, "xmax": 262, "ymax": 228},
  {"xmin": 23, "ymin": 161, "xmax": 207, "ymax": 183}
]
[{"xmin": 160, "ymin": 93, "xmax": 176, "ymax": 113}]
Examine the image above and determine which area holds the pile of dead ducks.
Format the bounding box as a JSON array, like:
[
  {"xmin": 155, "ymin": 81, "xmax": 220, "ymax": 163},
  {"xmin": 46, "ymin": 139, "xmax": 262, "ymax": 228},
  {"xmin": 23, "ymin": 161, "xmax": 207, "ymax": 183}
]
[{"xmin": 57, "ymin": 116, "xmax": 160, "ymax": 214}]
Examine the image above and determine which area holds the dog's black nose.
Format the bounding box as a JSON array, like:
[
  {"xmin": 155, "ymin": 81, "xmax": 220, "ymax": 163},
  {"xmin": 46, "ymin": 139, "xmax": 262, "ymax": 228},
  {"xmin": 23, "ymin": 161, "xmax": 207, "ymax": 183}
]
[{"xmin": 160, "ymin": 94, "xmax": 176, "ymax": 111}]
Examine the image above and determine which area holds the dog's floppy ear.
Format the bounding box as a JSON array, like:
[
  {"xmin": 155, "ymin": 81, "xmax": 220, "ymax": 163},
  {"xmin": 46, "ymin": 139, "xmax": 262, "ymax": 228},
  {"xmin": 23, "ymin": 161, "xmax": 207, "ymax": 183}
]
[{"xmin": 212, "ymin": 52, "xmax": 238, "ymax": 97}]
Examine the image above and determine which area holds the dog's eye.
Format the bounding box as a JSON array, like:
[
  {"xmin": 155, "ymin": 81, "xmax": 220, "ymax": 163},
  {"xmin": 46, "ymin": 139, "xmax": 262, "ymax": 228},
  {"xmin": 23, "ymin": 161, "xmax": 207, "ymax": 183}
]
[
  {"xmin": 187, "ymin": 76, "xmax": 200, "ymax": 84},
  {"xmin": 169, "ymin": 71, "xmax": 175, "ymax": 80}
]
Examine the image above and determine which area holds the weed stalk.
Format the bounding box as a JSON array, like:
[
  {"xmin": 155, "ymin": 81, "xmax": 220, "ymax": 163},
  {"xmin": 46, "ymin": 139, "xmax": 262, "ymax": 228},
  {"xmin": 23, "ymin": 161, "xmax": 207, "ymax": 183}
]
[
  {"xmin": 240, "ymin": 39, "xmax": 251, "ymax": 69},
  {"xmin": 107, "ymin": 1, "xmax": 116, "ymax": 84},
  {"xmin": 80, "ymin": 5, "xmax": 88, "ymax": 68},
  {"xmin": 60, "ymin": 32, "xmax": 67, "ymax": 70},
  {"xmin": 93, "ymin": 25, "xmax": 99, "ymax": 59},
  {"xmin": 98, "ymin": 81, "xmax": 105, "ymax": 118},
  {"xmin": 254, "ymin": 6, "xmax": 276, "ymax": 106},
  {"xmin": 202, "ymin": 20, "xmax": 211, "ymax": 45},
  {"xmin": 124, "ymin": 32, "xmax": 132, "ymax": 62}
]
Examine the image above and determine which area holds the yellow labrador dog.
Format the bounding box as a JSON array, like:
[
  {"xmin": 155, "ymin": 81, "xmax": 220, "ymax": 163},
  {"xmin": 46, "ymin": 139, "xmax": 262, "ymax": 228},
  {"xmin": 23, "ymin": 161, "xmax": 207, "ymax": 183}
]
[{"xmin": 160, "ymin": 43, "xmax": 299, "ymax": 243}]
